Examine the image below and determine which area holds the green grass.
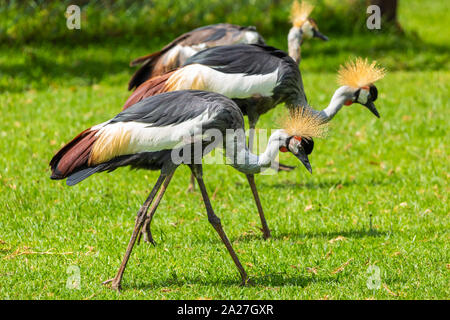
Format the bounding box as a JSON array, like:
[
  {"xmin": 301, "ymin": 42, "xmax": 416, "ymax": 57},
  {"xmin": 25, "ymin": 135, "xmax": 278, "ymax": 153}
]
[
  {"xmin": 0, "ymin": 0, "xmax": 368, "ymax": 44},
  {"xmin": 0, "ymin": 0, "xmax": 449, "ymax": 299}
]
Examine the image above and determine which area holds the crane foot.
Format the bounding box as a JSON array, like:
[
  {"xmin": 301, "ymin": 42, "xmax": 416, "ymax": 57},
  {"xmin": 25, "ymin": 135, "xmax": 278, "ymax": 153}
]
[
  {"xmin": 276, "ymin": 162, "xmax": 296, "ymax": 171},
  {"xmin": 260, "ymin": 228, "xmax": 271, "ymax": 240},
  {"xmin": 241, "ymin": 277, "xmax": 254, "ymax": 286},
  {"xmin": 142, "ymin": 230, "xmax": 157, "ymax": 246},
  {"xmin": 102, "ymin": 278, "xmax": 121, "ymax": 292}
]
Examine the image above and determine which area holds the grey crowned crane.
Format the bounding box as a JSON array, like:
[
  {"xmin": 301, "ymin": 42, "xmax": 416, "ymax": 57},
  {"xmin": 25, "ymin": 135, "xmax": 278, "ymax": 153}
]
[
  {"xmin": 128, "ymin": 0, "xmax": 328, "ymax": 90},
  {"xmin": 287, "ymin": 0, "xmax": 329, "ymax": 64},
  {"xmin": 122, "ymin": 44, "xmax": 386, "ymax": 240},
  {"xmin": 124, "ymin": 46, "xmax": 384, "ymax": 136},
  {"xmin": 49, "ymin": 90, "xmax": 328, "ymax": 291}
]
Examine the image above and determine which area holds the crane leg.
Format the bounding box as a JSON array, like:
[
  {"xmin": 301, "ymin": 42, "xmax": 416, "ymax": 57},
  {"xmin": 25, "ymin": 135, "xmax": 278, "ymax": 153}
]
[
  {"xmin": 187, "ymin": 173, "xmax": 196, "ymax": 193},
  {"xmin": 138, "ymin": 172, "xmax": 175, "ymax": 245},
  {"xmin": 190, "ymin": 165, "xmax": 249, "ymax": 285},
  {"xmin": 102, "ymin": 173, "xmax": 167, "ymax": 291},
  {"xmin": 246, "ymin": 174, "xmax": 271, "ymax": 239},
  {"xmin": 247, "ymin": 114, "xmax": 258, "ymax": 153},
  {"xmin": 246, "ymin": 116, "xmax": 271, "ymax": 239}
]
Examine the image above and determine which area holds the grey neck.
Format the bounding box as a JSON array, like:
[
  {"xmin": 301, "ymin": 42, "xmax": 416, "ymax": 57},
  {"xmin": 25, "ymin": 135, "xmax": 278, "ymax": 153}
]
[
  {"xmin": 318, "ymin": 86, "xmax": 350, "ymax": 122},
  {"xmin": 288, "ymin": 28, "xmax": 303, "ymax": 65},
  {"xmin": 295, "ymin": 86, "xmax": 350, "ymax": 123},
  {"xmin": 226, "ymin": 133, "xmax": 282, "ymax": 174}
]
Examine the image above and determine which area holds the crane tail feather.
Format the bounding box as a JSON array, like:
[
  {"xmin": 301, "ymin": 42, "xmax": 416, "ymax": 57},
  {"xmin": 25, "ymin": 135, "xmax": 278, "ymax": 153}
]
[
  {"xmin": 129, "ymin": 51, "xmax": 161, "ymax": 67},
  {"xmin": 123, "ymin": 71, "xmax": 175, "ymax": 110},
  {"xmin": 66, "ymin": 165, "xmax": 106, "ymax": 186},
  {"xmin": 128, "ymin": 50, "xmax": 167, "ymax": 90},
  {"xmin": 50, "ymin": 128, "xmax": 99, "ymax": 181}
]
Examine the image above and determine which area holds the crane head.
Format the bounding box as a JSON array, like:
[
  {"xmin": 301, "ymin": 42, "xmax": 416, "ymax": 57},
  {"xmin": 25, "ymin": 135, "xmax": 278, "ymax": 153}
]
[
  {"xmin": 337, "ymin": 57, "xmax": 386, "ymax": 118},
  {"xmin": 279, "ymin": 130, "xmax": 314, "ymax": 173},
  {"xmin": 302, "ymin": 18, "xmax": 329, "ymax": 41},
  {"xmin": 343, "ymin": 84, "xmax": 380, "ymax": 118},
  {"xmin": 288, "ymin": 19, "xmax": 329, "ymax": 48},
  {"xmin": 277, "ymin": 107, "xmax": 329, "ymax": 173},
  {"xmin": 289, "ymin": 1, "xmax": 328, "ymax": 44},
  {"xmin": 279, "ymin": 135, "xmax": 314, "ymax": 173}
]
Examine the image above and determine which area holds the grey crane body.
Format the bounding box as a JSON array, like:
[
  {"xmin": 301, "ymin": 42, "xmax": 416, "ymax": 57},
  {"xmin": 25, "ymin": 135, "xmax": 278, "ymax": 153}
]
[
  {"xmin": 49, "ymin": 90, "xmax": 313, "ymax": 290},
  {"xmin": 128, "ymin": 24, "xmax": 265, "ymax": 90}
]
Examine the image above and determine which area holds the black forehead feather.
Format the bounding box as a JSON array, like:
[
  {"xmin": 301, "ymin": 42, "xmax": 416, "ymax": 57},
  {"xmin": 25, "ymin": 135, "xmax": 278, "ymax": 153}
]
[
  {"xmin": 301, "ymin": 138, "xmax": 314, "ymax": 155},
  {"xmin": 370, "ymin": 85, "xmax": 378, "ymax": 101}
]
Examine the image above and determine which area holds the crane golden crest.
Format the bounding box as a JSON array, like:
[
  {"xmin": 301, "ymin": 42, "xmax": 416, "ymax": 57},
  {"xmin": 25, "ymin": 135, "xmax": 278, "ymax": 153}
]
[
  {"xmin": 337, "ymin": 57, "xmax": 386, "ymax": 89},
  {"xmin": 290, "ymin": 0, "xmax": 315, "ymax": 27},
  {"xmin": 283, "ymin": 107, "xmax": 329, "ymax": 140}
]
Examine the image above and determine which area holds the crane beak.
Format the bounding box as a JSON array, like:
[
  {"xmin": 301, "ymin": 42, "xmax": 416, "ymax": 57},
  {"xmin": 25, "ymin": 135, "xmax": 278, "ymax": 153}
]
[
  {"xmin": 295, "ymin": 150, "xmax": 312, "ymax": 174},
  {"xmin": 288, "ymin": 137, "xmax": 313, "ymax": 173},
  {"xmin": 313, "ymin": 29, "xmax": 329, "ymax": 41},
  {"xmin": 364, "ymin": 101, "xmax": 380, "ymax": 118}
]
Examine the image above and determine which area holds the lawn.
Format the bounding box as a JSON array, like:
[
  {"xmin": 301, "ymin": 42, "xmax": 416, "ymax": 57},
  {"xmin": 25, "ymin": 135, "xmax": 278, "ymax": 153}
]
[{"xmin": 0, "ymin": 0, "xmax": 448, "ymax": 299}]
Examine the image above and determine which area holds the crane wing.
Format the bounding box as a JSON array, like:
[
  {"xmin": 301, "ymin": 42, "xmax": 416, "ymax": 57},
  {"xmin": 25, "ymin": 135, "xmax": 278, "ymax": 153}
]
[
  {"xmin": 128, "ymin": 24, "xmax": 265, "ymax": 90},
  {"xmin": 123, "ymin": 45, "xmax": 289, "ymax": 110},
  {"xmin": 50, "ymin": 91, "xmax": 243, "ymax": 183},
  {"xmin": 184, "ymin": 44, "xmax": 287, "ymax": 76}
]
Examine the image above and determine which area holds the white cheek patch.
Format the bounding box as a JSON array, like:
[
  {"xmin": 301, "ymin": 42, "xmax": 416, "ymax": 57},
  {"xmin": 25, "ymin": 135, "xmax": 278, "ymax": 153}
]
[
  {"xmin": 288, "ymin": 139, "xmax": 300, "ymax": 154},
  {"xmin": 357, "ymin": 89, "xmax": 370, "ymax": 104},
  {"xmin": 301, "ymin": 22, "xmax": 314, "ymax": 39}
]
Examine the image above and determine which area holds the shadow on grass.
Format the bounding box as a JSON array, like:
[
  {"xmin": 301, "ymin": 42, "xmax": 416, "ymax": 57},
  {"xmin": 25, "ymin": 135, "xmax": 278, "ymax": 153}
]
[
  {"xmin": 273, "ymin": 228, "xmax": 385, "ymax": 240},
  {"xmin": 168, "ymin": 226, "xmax": 385, "ymax": 246},
  {"xmin": 251, "ymin": 272, "xmax": 337, "ymax": 287},
  {"xmin": 256, "ymin": 177, "xmax": 388, "ymax": 190},
  {"xmin": 1, "ymin": 31, "xmax": 448, "ymax": 93},
  {"xmin": 126, "ymin": 271, "xmax": 337, "ymax": 291},
  {"xmin": 233, "ymin": 228, "xmax": 384, "ymax": 243},
  {"xmin": 0, "ymin": 46, "xmax": 132, "ymax": 93}
]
